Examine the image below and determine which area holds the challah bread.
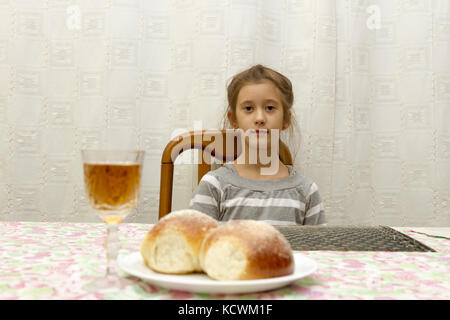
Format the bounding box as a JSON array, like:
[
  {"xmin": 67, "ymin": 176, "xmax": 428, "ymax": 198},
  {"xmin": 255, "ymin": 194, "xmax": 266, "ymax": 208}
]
[
  {"xmin": 199, "ymin": 220, "xmax": 294, "ymax": 281},
  {"xmin": 140, "ymin": 209, "xmax": 219, "ymax": 274}
]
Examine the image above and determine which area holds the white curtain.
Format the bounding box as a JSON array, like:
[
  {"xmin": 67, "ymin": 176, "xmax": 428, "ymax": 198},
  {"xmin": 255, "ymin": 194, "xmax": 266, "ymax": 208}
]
[{"xmin": 0, "ymin": 0, "xmax": 449, "ymax": 226}]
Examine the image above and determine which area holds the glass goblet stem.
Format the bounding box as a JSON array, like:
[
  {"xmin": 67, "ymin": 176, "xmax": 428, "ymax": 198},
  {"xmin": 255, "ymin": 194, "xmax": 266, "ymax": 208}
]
[{"xmin": 105, "ymin": 222, "xmax": 121, "ymax": 278}]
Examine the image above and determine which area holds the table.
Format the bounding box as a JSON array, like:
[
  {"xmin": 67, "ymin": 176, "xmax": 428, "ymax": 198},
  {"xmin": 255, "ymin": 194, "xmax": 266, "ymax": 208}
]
[{"xmin": 0, "ymin": 222, "xmax": 449, "ymax": 300}]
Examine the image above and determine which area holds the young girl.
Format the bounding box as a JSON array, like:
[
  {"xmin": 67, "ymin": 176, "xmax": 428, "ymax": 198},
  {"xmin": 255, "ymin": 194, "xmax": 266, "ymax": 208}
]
[{"xmin": 189, "ymin": 65, "xmax": 326, "ymax": 225}]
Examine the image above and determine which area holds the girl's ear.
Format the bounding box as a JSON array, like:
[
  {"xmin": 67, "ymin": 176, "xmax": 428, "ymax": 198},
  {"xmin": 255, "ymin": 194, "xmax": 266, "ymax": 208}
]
[{"xmin": 227, "ymin": 110, "xmax": 238, "ymax": 128}]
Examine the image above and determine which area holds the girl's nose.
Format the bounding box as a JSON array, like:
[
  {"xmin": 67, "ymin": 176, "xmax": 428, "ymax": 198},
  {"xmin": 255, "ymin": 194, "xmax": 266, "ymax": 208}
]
[{"xmin": 254, "ymin": 108, "xmax": 266, "ymax": 125}]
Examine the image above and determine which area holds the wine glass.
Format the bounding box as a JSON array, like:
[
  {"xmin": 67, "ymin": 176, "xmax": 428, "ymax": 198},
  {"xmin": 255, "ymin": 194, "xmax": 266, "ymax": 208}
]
[{"xmin": 81, "ymin": 149, "xmax": 144, "ymax": 291}]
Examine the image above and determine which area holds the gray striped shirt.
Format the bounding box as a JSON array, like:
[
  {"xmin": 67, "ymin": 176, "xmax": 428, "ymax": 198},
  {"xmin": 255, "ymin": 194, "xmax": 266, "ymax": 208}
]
[{"xmin": 189, "ymin": 163, "xmax": 326, "ymax": 226}]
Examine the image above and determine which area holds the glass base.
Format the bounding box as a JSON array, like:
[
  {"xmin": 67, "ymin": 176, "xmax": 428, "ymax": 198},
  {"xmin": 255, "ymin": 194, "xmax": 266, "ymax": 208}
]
[{"xmin": 83, "ymin": 275, "xmax": 135, "ymax": 292}]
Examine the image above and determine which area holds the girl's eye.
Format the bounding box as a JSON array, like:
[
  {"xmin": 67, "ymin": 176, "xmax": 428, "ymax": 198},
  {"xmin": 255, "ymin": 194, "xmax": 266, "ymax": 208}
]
[
  {"xmin": 266, "ymin": 105, "xmax": 275, "ymax": 111},
  {"xmin": 244, "ymin": 106, "xmax": 253, "ymax": 111}
]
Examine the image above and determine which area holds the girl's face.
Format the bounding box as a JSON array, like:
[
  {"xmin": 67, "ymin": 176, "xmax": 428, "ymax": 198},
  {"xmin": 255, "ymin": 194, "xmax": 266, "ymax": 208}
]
[
  {"xmin": 229, "ymin": 80, "xmax": 289, "ymax": 130},
  {"xmin": 228, "ymin": 80, "xmax": 289, "ymax": 148}
]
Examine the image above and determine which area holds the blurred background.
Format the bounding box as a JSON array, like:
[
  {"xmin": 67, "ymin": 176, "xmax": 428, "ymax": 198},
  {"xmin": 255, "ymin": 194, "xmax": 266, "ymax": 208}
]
[{"xmin": 0, "ymin": 0, "xmax": 449, "ymax": 226}]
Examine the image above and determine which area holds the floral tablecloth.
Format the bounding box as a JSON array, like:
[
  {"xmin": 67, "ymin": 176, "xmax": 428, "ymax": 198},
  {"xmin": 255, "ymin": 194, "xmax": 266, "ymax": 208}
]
[{"xmin": 0, "ymin": 222, "xmax": 449, "ymax": 300}]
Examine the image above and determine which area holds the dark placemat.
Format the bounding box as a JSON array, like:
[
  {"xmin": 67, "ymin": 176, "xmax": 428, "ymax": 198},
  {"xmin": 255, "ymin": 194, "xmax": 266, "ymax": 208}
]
[{"xmin": 274, "ymin": 225, "xmax": 436, "ymax": 252}]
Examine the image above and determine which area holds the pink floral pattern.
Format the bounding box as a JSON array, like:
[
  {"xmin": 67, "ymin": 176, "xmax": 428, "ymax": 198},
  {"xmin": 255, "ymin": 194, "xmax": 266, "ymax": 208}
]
[{"xmin": 0, "ymin": 222, "xmax": 449, "ymax": 300}]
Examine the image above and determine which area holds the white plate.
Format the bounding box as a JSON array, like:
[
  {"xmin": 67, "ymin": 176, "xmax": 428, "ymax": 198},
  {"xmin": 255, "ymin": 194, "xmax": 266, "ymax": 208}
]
[{"xmin": 118, "ymin": 252, "xmax": 317, "ymax": 294}]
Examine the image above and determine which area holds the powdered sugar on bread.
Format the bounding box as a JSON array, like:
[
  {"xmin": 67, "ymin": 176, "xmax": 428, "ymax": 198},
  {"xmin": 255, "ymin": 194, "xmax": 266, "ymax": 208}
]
[
  {"xmin": 141, "ymin": 209, "xmax": 218, "ymax": 274},
  {"xmin": 199, "ymin": 220, "xmax": 294, "ymax": 280},
  {"xmin": 141, "ymin": 213, "xmax": 294, "ymax": 281}
]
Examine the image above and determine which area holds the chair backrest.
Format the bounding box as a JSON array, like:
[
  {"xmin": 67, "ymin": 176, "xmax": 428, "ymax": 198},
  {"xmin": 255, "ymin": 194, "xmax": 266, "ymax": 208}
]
[{"xmin": 158, "ymin": 129, "xmax": 293, "ymax": 219}]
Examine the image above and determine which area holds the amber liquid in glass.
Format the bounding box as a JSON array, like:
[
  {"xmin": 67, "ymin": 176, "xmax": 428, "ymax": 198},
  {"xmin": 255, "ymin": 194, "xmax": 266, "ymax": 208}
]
[{"xmin": 83, "ymin": 163, "xmax": 142, "ymax": 223}]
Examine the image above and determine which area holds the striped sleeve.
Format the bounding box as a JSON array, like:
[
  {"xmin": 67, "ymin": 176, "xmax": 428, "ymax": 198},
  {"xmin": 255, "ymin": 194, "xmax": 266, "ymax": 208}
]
[
  {"xmin": 303, "ymin": 182, "xmax": 326, "ymax": 225},
  {"xmin": 189, "ymin": 173, "xmax": 222, "ymax": 220}
]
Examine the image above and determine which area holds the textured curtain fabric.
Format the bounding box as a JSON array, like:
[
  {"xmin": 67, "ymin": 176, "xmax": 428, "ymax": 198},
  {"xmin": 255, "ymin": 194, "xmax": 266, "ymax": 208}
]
[
  {"xmin": 330, "ymin": 0, "xmax": 450, "ymax": 227},
  {"xmin": 0, "ymin": 0, "xmax": 449, "ymax": 226}
]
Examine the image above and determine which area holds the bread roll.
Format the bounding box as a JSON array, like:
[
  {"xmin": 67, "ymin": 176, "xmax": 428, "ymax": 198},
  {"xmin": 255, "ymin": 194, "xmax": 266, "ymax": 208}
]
[
  {"xmin": 140, "ymin": 209, "xmax": 219, "ymax": 274},
  {"xmin": 199, "ymin": 220, "xmax": 294, "ymax": 281}
]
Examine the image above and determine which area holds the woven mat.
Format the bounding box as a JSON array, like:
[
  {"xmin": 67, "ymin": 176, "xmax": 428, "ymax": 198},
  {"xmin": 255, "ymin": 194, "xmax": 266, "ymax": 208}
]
[{"xmin": 274, "ymin": 226, "xmax": 436, "ymax": 252}]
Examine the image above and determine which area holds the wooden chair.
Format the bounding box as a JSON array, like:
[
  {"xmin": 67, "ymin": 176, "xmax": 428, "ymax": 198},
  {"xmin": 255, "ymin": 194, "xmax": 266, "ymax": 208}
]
[{"xmin": 158, "ymin": 129, "xmax": 293, "ymax": 219}]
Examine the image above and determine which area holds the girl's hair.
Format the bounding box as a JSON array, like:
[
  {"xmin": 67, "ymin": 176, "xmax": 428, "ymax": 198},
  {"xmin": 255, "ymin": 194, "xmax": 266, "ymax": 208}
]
[{"xmin": 222, "ymin": 64, "xmax": 300, "ymax": 163}]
